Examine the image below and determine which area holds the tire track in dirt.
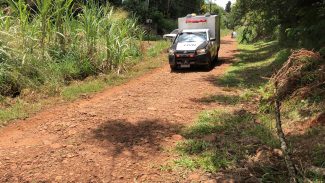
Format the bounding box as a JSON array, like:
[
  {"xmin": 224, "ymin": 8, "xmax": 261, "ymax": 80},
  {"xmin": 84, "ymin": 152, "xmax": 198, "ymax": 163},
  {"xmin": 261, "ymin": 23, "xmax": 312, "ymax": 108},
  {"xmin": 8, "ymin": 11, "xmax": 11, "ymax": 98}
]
[{"xmin": 0, "ymin": 36, "xmax": 237, "ymax": 182}]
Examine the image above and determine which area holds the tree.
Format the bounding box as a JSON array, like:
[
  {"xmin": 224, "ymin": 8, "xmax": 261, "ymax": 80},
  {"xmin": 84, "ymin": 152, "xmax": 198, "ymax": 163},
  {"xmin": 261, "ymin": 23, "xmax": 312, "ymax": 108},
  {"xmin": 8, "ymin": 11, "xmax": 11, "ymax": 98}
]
[
  {"xmin": 227, "ymin": 0, "xmax": 324, "ymax": 48},
  {"xmin": 119, "ymin": 0, "xmax": 204, "ymax": 32},
  {"xmin": 225, "ymin": 1, "xmax": 231, "ymax": 13}
]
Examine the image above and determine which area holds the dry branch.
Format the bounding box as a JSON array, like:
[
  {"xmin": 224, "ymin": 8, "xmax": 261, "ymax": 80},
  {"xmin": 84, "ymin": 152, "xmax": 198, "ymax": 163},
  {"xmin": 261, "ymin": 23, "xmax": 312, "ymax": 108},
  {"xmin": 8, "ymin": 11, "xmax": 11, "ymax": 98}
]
[
  {"xmin": 274, "ymin": 82, "xmax": 298, "ymax": 183},
  {"xmin": 271, "ymin": 49, "xmax": 324, "ymax": 100}
]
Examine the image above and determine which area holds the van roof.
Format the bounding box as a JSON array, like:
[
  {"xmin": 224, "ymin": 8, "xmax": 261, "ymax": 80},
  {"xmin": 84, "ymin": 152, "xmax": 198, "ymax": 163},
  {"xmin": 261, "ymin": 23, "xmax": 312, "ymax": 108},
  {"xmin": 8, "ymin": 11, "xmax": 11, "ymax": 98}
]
[{"xmin": 182, "ymin": 29, "xmax": 209, "ymax": 33}]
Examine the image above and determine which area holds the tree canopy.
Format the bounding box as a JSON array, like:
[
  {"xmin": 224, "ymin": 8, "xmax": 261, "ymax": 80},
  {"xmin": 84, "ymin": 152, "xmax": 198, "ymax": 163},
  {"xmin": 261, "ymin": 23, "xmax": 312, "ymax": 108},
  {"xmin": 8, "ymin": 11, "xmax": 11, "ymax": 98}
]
[
  {"xmin": 227, "ymin": 0, "xmax": 325, "ymax": 49},
  {"xmin": 225, "ymin": 1, "xmax": 231, "ymax": 13},
  {"xmin": 115, "ymin": 0, "xmax": 220, "ymax": 32}
]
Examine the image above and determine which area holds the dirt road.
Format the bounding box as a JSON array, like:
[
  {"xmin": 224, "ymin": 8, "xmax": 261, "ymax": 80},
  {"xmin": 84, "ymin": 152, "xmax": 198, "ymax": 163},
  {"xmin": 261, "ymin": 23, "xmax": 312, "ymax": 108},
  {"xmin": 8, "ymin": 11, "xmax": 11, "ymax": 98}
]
[{"xmin": 0, "ymin": 36, "xmax": 237, "ymax": 183}]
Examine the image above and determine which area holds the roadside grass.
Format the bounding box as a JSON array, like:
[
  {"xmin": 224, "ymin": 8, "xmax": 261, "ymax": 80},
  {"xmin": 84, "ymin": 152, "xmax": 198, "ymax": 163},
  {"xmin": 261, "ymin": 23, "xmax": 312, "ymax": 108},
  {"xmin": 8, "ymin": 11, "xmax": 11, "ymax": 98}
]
[
  {"xmin": 63, "ymin": 40, "xmax": 170, "ymax": 101},
  {"xmin": 215, "ymin": 41, "xmax": 290, "ymax": 90},
  {"xmin": 312, "ymin": 143, "xmax": 325, "ymax": 167},
  {"xmin": 0, "ymin": 41, "xmax": 169, "ymax": 126},
  {"xmin": 174, "ymin": 156, "xmax": 198, "ymax": 171},
  {"xmin": 198, "ymin": 94, "xmax": 241, "ymax": 105},
  {"xmin": 0, "ymin": 100, "xmax": 41, "ymax": 125},
  {"xmin": 173, "ymin": 40, "xmax": 325, "ymax": 181},
  {"xmin": 221, "ymin": 29, "xmax": 231, "ymax": 37},
  {"xmin": 173, "ymin": 110, "xmax": 280, "ymax": 175},
  {"xmin": 146, "ymin": 41, "xmax": 170, "ymax": 58},
  {"xmin": 62, "ymin": 80, "xmax": 106, "ymax": 100},
  {"xmin": 280, "ymin": 98, "xmax": 325, "ymax": 128},
  {"xmin": 287, "ymin": 127, "xmax": 325, "ymax": 182}
]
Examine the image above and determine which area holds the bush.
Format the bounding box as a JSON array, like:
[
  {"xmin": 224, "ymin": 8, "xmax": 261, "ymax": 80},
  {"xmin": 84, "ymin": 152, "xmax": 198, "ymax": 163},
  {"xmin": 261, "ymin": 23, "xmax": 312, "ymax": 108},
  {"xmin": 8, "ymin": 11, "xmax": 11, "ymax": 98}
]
[{"xmin": 0, "ymin": 63, "xmax": 21, "ymax": 96}]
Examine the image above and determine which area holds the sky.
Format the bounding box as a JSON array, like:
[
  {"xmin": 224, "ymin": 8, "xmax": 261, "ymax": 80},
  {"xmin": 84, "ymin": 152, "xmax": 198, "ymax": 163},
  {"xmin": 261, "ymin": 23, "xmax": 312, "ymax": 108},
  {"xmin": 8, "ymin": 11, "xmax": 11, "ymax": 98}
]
[{"xmin": 210, "ymin": 0, "xmax": 236, "ymax": 9}]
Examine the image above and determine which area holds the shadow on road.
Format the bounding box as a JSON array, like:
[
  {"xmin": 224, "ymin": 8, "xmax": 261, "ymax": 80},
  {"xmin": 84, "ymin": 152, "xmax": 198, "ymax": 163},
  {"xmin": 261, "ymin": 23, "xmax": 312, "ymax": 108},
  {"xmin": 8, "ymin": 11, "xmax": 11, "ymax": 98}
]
[
  {"xmin": 92, "ymin": 119, "xmax": 182, "ymax": 157},
  {"xmin": 221, "ymin": 39, "xmax": 235, "ymax": 45},
  {"xmin": 171, "ymin": 56, "xmax": 235, "ymax": 73},
  {"xmin": 89, "ymin": 118, "xmax": 183, "ymax": 181},
  {"xmin": 202, "ymin": 41, "xmax": 288, "ymax": 89}
]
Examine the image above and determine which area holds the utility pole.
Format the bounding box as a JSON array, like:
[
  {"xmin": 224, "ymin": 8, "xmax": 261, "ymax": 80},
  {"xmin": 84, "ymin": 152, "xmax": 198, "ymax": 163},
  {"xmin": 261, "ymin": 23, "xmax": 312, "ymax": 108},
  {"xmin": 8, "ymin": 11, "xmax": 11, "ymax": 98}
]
[
  {"xmin": 167, "ymin": 0, "xmax": 171, "ymax": 18},
  {"xmin": 210, "ymin": 0, "xmax": 212, "ymax": 13},
  {"xmin": 145, "ymin": 0, "xmax": 153, "ymax": 41}
]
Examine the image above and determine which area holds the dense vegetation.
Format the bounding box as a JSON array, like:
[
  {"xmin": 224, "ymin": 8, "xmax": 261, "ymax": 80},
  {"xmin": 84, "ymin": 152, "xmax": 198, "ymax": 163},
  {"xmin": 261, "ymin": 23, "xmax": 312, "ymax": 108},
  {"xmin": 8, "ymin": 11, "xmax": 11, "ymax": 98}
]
[
  {"xmin": 0, "ymin": 0, "xmax": 144, "ymax": 98},
  {"xmin": 120, "ymin": 0, "xmax": 227, "ymax": 33},
  {"xmin": 227, "ymin": 0, "xmax": 325, "ymax": 49}
]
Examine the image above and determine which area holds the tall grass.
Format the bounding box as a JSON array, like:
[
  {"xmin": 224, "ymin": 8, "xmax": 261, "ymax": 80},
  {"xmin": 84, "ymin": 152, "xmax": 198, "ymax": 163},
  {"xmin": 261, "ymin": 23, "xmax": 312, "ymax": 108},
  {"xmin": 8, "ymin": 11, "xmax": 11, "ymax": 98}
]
[{"xmin": 0, "ymin": 1, "xmax": 143, "ymax": 97}]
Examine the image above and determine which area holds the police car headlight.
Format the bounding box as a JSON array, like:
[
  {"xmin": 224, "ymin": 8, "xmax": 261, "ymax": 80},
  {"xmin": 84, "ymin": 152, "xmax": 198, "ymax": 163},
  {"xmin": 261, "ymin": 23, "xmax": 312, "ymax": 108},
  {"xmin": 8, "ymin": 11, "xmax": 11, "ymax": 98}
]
[
  {"xmin": 168, "ymin": 49, "xmax": 175, "ymax": 55},
  {"xmin": 196, "ymin": 48, "xmax": 207, "ymax": 55}
]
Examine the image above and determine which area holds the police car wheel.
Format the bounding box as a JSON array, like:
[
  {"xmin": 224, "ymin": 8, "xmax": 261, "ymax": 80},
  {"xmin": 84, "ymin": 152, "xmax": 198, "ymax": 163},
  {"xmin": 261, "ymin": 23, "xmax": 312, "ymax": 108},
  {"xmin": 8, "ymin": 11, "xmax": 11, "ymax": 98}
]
[{"xmin": 170, "ymin": 64, "xmax": 177, "ymax": 71}]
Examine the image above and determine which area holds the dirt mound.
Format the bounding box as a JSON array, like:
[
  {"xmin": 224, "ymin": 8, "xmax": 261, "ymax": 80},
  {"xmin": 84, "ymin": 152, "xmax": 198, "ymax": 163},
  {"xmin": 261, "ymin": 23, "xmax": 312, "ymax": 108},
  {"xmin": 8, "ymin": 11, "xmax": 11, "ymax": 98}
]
[{"xmin": 271, "ymin": 49, "xmax": 325, "ymax": 99}]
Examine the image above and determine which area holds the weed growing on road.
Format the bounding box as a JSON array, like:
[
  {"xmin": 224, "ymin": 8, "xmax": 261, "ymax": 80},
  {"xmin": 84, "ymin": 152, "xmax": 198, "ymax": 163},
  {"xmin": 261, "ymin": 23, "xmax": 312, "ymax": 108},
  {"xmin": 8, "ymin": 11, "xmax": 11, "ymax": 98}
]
[
  {"xmin": 176, "ymin": 139, "xmax": 210, "ymax": 155},
  {"xmin": 174, "ymin": 156, "xmax": 198, "ymax": 171}
]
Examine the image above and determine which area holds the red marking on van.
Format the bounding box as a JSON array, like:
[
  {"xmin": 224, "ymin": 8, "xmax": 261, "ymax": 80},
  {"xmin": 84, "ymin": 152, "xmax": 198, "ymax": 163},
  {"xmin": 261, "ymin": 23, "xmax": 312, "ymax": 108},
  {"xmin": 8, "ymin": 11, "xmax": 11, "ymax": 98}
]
[{"xmin": 186, "ymin": 19, "xmax": 207, "ymax": 23}]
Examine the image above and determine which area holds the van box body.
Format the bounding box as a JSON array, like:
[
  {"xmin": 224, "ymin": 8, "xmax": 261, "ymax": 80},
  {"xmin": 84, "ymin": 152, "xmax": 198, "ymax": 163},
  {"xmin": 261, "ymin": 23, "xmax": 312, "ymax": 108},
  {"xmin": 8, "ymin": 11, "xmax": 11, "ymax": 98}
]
[{"xmin": 178, "ymin": 15, "xmax": 220, "ymax": 47}]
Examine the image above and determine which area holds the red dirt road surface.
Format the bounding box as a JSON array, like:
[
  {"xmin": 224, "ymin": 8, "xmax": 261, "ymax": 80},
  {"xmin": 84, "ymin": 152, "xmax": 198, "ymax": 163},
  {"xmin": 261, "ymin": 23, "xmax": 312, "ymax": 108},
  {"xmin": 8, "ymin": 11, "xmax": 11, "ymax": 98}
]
[{"xmin": 0, "ymin": 36, "xmax": 237, "ymax": 182}]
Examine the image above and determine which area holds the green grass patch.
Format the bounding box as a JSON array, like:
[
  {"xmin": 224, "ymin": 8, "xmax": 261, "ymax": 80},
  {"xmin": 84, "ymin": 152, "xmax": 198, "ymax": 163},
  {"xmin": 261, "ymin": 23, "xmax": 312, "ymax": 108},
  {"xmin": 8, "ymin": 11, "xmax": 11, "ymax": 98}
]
[
  {"xmin": 279, "ymin": 98, "xmax": 325, "ymax": 125},
  {"xmin": 242, "ymin": 121, "xmax": 278, "ymax": 148},
  {"xmin": 221, "ymin": 29, "xmax": 231, "ymax": 37},
  {"xmin": 146, "ymin": 41, "xmax": 170, "ymax": 58},
  {"xmin": 216, "ymin": 41, "xmax": 290, "ymax": 90},
  {"xmin": 174, "ymin": 156, "xmax": 198, "ymax": 171},
  {"xmin": 176, "ymin": 139, "xmax": 210, "ymax": 155},
  {"xmin": 312, "ymin": 144, "xmax": 325, "ymax": 167},
  {"xmin": 196, "ymin": 39, "xmax": 325, "ymax": 181},
  {"xmin": 175, "ymin": 110, "xmax": 279, "ymax": 173},
  {"xmin": 198, "ymin": 94, "xmax": 241, "ymax": 105},
  {"xmin": 62, "ymin": 80, "xmax": 106, "ymax": 100},
  {"xmin": 196, "ymin": 151, "xmax": 234, "ymax": 172},
  {"xmin": 0, "ymin": 100, "xmax": 41, "ymax": 126},
  {"xmin": 0, "ymin": 101, "xmax": 27, "ymax": 125}
]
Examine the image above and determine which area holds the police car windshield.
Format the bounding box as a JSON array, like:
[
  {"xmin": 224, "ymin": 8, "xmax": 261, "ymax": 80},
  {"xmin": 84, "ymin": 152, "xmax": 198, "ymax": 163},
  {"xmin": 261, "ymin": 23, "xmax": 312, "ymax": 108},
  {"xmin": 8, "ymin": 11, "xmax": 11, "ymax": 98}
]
[{"xmin": 176, "ymin": 32, "xmax": 207, "ymax": 43}]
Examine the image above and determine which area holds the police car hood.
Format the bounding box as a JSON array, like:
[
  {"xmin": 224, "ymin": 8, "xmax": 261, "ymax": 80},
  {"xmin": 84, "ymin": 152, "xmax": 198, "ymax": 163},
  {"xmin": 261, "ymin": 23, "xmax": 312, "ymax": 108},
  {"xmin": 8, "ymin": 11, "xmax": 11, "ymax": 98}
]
[{"xmin": 175, "ymin": 41, "xmax": 207, "ymax": 51}]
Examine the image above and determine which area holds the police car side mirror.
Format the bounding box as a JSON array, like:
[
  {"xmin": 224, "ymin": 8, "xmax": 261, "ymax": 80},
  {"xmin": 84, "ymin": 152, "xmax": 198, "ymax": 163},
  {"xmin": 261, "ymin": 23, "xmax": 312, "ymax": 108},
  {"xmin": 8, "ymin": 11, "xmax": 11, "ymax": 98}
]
[{"xmin": 210, "ymin": 38, "xmax": 216, "ymax": 41}]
